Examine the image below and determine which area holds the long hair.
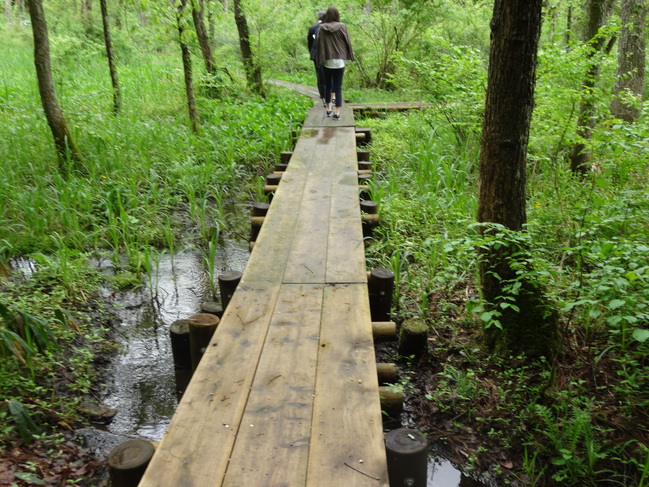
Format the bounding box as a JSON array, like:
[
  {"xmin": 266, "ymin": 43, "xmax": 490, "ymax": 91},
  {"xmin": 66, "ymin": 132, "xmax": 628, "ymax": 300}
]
[{"xmin": 323, "ymin": 6, "xmax": 340, "ymax": 23}]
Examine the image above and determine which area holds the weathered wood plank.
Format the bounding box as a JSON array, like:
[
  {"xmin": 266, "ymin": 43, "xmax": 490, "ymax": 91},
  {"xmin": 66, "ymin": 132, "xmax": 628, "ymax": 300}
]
[
  {"xmin": 138, "ymin": 283, "xmax": 282, "ymax": 487},
  {"xmin": 222, "ymin": 284, "xmax": 323, "ymax": 487},
  {"xmin": 307, "ymin": 284, "xmax": 389, "ymax": 486}
]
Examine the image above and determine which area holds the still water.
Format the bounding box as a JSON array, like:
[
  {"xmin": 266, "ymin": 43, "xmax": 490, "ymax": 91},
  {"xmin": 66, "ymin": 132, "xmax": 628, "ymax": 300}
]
[{"xmin": 99, "ymin": 240, "xmax": 481, "ymax": 486}]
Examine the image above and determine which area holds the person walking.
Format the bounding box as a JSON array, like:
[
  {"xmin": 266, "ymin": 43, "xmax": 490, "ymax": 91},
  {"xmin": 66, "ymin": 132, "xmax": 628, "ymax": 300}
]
[
  {"xmin": 307, "ymin": 11, "xmax": 327, "ymax": 108},
  {"xmin": 315, "ymin": 6, "xmax": 354, "ymax": 121}
]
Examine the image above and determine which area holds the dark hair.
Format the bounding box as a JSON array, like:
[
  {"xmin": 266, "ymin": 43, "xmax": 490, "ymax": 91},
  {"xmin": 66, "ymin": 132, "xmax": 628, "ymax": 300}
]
[
  {"xmin": 323, "ymin": 6, "xmax": 340, "ymax": 23},
  {"xmin": 317, "ymin": 10, "xmax": 326, "ymax": 21}
]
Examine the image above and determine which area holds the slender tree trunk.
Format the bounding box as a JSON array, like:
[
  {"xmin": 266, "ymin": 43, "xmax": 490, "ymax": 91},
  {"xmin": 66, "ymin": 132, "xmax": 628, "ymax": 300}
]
[
  {"xmin": 5, "ymin": 0, "xmax": 12, "ymax": 26},
  {"xmin": 192, "ymin": 0, "xmax": 217, "ymax": 74},
  {"xmin": 478, "ymin": 0, "xmax": 559, "ymax": 360},
  {"xmin": 569, "ymin": 0, "xmax": 616, "ymax": 175},
  {"xmin": 610, "ymin": 0, "xmax": 647, "ymax": 122},
  {"xmin": 81, "ymin": 0, "xmax": 94, "ymax": 35},
  {"xmin": 139, "ymin": 0, "xmax": 147, "ymax": 26},
  {"xmin": 99, "ymin": 0, "xmax": 121, "ymax": 114},
  {"xmin": 176, "ymin": 0, "xmax": 200, "ymax": 133},
  {"xmin": 222, "ymin": 0, "xmax": 228, "ymax": 12},
  {"xmin": 233, "ymin": 0, "xmax": 265, "ymax": 96},
  {"xmin": 27, "ymin": 0, "xmax": 83, "ymax": 169}
]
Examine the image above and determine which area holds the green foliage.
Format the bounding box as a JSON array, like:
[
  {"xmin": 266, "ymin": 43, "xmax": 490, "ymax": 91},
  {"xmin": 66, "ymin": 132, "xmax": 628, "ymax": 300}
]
[{"xmin": 7, "ymin": 400, "xmax": 41, "ymax": 445}]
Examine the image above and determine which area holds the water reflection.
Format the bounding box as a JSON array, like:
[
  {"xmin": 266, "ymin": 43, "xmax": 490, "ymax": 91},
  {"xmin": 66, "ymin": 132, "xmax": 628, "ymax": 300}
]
[{"xmin": 101, "ymin": 244, "xmax": 249, "ymax": 441}]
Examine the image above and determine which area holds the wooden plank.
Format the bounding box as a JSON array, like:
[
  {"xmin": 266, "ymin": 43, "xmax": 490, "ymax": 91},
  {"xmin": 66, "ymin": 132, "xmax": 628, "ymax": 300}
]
[
  {"xmin": 139, "ymin": 283, "xmax": 282, "ymax": 487},
  {"xmin": 326, "ymin": 128, "xmax": 366, "ymax": 283},
  {"xmin": 222, "ymin": 284, "xmax": 323, "ymax": 487},
  {"xmin": 303, "ymin": 105, "xmax": 355, "ymax": 129},
  {"xmin": 307, "ymin": 284, "xmax": 389, "ymax": 486}
]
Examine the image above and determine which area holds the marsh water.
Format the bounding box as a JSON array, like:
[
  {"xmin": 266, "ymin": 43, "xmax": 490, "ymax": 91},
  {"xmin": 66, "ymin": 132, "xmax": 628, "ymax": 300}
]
[{"xmin": 96, "ymin": 237, "xmax": 483, "ymax": 486}]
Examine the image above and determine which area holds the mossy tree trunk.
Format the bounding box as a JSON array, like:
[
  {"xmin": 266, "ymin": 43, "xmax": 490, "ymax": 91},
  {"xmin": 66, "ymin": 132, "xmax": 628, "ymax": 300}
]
[
  {"xmin": 233, "ymin": 0, "xmax": 265, "ymax": 97},
  {"xmin": 99, "ymin": 0, "xmax": 121, "ymax": 114},
  {"xmin": 176, "ymin": 0, "xmax": 201, "ymax": 134},
  {"xmin": 477, "ymin": 0, "xmax": 559, "ymax": 361},
  {"xmin": 27, "ymin": 0, "xmax": 83, "ymax": 171},
  {"xmin": 191, "ymin": 0, "xmax": 217, "ymax": 75}
]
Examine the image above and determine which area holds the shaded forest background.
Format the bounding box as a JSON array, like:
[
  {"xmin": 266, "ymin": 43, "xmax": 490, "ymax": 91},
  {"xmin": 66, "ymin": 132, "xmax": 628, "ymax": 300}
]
[{"xmin": 0, "ymin": 0, "xmax": 648, "ymax": 486}]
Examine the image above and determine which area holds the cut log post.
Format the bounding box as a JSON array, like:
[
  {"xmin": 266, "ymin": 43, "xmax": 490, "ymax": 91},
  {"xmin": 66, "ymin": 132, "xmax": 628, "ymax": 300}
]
[
  {"xmin": 201, "ymin": 301, "xmax": 223, "ymax": 318},
  {"xmin": 251, "ymin": 216, "xmax": 265, "ymax": 242},
  {"xmin": 377, "ymin": 363, "xmax": 398, "ymax": 385},
  {"xmin": 280, "ymin": 151, "xmax": 292, "ymax": 163},
  {"xmin": 108, "ymin": 439, "xmax": 155, "ymax": 487},
  {"xmin": 372, "ymin": 321, "xmax": 397, "ymax": 341},
  {"xmin": 169, "ymin": 319, "xmax": 191, "ymax": 370},
  {"xmin": 359, "ymin": 184, "xmax": 371, "ymax": 200},
  {"xmin": 357, "ymin": 149, "xmax": 370, "ymax": 162},
  {"xmin": 358, "ymin": 169, "xmax": 373, "ymax": 176},
  {"xmin": 358, "ymin": 160, "xmax": 373, "ymax": 171},
  {"xmin": 398, "ymin": 318, "xmax": 428, "ymax": 358},
  {"xmin": 368, "ymin": 267, "xmax": 395, "ymax": 322},
  {"xmin": 379, "ymin": 385, "xmax": 403, "ymax": 414},
  {"xmin": 251, "ymin": 201, "xmax": 270, "ymax": 217},
  {"xmin": 385, "ymin": 428, "xmax": 428, "ymax": 487},
  {"xmin": 264, "ymin": 185, "xmax": 279, "ymax": 195},
  {"xmin": 358, "ymin": 173, "xmax": 372, "ymax": 185},
  {"xmin": 218, "ymin": 270, "xmax": 242, "ymax": 310},
  {"xmin": 275, "ymin": 163, "xmax": 288, "ymax": 172},
  {"xmin": 266, "ymin": 173, "xmax": 282, "ymax": 186},
  {"xmin": 356, "ymin": 128, "xmax": 372, "ymax": 146},
  {"xmin": 188, "ymin": 313, "xmax": 220, "ymax": 371},
  {"xmin": 360, "ymin": 200, "xmax": 378, "ymax": 214}
]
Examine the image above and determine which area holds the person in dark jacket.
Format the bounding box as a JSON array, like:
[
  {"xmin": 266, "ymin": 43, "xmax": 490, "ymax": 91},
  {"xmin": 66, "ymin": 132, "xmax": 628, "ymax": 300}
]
[
  {"xmin": 307, "ymin": 10, "xmax": 327, "ymax": 108},
  {"xmin": 315, "ymin": 6, "xmax": 354, "ymax": 120}
]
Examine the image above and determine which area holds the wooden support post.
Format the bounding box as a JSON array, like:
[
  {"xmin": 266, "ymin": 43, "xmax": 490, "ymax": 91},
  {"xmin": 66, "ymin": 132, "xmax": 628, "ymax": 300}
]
[
  {"xmin": 291, "ymin": 130, "xmax": 299, "ymax": 145},
  {"xmin": 379, "ymin": 385, "xmax": 403, "ymax": 414},
  {"xmin": 188, "ymin": 313, "xmax": 220, "ymax": 371},
  {"xmin": 358, "ymin": 160, "xmax": 373, "ymax": 171},
  {"xmin": 358, "ymin": 169, "xmax": 373, "ymax": 176},
  {"xmin": 372, "ymin": 321, "xmax": 397, "ymax": 341},
  {"xmin": 357, "ymin": 149, "xmax": 370, "ymax": 162},
  {"xmin": 368, "ymin": 267, "xmax": 395, "ymax": 322},
  {"xmin": 356, "ymin": 128, "xmax": 372, "ymax": 146},
  {"xmin": 266, "ymin": 173, "xmax": 282, "ymax": 186},
  {"xmin": 108, "ymin": 439, "xmax": 155, "ymax": 487},
  {"xmin": 385, "ymin": 428, "xmax": 428, "ymax": 487},
  {"xmin": 359, "ymin": 184, "xmax": 371, "ymax": 200},
  {"xmin": 251, "ymin": 216, "xmax": 265, "ymax": 242},
  {"xmin": 358, "ymin": 173, "xmax": 372, "ymax": 185},
  {"xmin": 377, "ymin": 362, "xmax": 398, "ymax": 385},
  {"xmin": 264, "ymin": 184, "xmax": 279, "ymax": 195},
  {"xmin": 201, "ymin": 301, "xmax": 223, "ymax": 317},
  {"xmin": 251, "ymin": 201, "xmax": 270, "ymax": 216},
  {"xmin": 275, "ymin": 163, "xmax": 288, "ymax": 172},
  {"xmin": 169, "ymin": 319, "xmax": 191, "ymax": 370},
  {"xmin": 280, "ymin": 151, "xmax": 292, "ymax": 163},
  {"xmin": 398, "ymin": 318, "xmax": 429, "ymax": 358},
  {"xmin": 218, "ymin": 270, "xmax": 242, "ymax": 310}
]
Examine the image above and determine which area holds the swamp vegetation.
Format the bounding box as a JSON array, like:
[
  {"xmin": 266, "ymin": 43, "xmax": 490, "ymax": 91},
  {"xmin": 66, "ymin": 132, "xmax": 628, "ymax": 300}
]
[{"xmin": 0, "ymin": 1, "xmax": 648, "ymax": 486}]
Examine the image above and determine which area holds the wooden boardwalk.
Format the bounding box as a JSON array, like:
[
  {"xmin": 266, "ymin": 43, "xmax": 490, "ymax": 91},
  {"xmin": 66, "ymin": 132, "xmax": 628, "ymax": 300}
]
[{"xmin": 139, "ymin": 103, "xmax": 389, "ymax": 486}]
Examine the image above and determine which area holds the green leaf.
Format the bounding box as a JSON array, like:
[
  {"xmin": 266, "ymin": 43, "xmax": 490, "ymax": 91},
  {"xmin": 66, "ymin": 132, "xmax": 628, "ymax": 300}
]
[
  {"xmin": 608, "ymin": 299, "xmax": 625, "ymax": 310},
  {"xmin": 14, "ymin": 472, "xmax": 47, "ymax": 485},
  {"xmin": 7, "ymin": 400, "xmax": 40, "ymax": 444},
  {"xmin": 632, "ymin": 329, "xmax": 649, "ymax": 343}
]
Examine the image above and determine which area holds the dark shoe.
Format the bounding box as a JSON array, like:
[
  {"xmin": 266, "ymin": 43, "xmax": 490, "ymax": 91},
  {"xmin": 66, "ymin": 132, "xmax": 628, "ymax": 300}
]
[
  {"xmin": 332, "ymin": 113, "xmax": 341, "ymax": 121},
  {"xmin": 326, "ymin": 110, "xmax": 332, "ymax": 117}
]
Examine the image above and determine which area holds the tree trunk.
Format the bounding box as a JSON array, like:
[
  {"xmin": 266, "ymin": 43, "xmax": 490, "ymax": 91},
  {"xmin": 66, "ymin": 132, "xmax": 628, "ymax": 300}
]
[
  {"xmin": 191, "ymin": 0, "xmax": 217, "ymax": 75},
  {"xmin": 27, "ymin": 0, "xmax": 83, "ymax": 170},
  {"xmin": 232, "ymin": 0, "xmax": 265, "ymax": 96},
  {"xmin": 81, "ymin": 0, "xmax": 94, "ymax": 36},
  {"xmin": 477, "ymin": 0, "xmax": 559, "ymax": 360},
  {"xmin": 569, "ymin": 0, "xmax": 615, "ymax": 175},
  {"xmin": 5, "ymin": 0, "xmax": 12, "ymax": 26},
  {"xmin": 176, "ymin": 0, "xmax": 200, "ymax": 133},
  {"xmin": 99, "ymin": 0, "xmax": 121, "ymax": 114},
  {"xmin": 610, "ymin": 0, "xmax": 647, "ymax": 122}
]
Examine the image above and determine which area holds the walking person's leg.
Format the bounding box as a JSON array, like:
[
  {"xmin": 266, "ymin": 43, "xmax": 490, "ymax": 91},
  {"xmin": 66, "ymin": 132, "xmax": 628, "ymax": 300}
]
[
  {"xmin": 331, "ymin": 67, "xmax": 345, "ymax": 119},
  {"xmin": 323, "ymin": 67, "xmax": 334, "ymax": 116},
  {"xmin": 315, "ymin": 63, "xmax": 326, "ymax": 107}
]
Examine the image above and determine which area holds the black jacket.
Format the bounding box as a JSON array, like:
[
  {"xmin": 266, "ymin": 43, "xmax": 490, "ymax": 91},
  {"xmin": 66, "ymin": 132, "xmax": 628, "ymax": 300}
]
[{"xmin": 307, "ymin": 22, "xmax": 321, "ymax": 61}]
